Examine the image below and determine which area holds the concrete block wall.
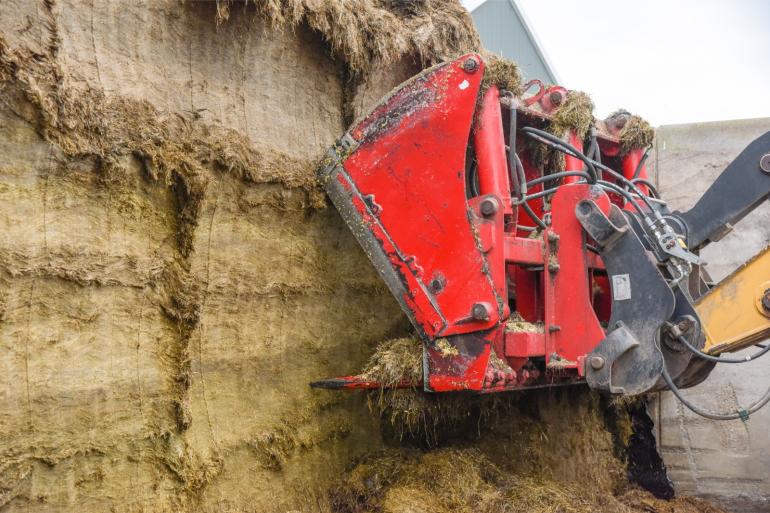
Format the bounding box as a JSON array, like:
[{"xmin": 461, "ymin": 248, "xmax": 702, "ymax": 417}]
[{"xmin": 651, "ymin": 118, "xmax": 770, "ymax": 513}]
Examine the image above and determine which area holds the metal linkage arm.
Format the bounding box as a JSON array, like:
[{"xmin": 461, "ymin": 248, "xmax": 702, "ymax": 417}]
[{"xmin": 677, "ymin": 132, "xmax": 770, "ymax": 250}]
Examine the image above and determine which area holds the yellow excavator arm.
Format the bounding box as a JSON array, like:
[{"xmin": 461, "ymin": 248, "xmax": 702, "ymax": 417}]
[{"xmin": 696, "ymin": 246, "xmax": 770, "ymax": 354}]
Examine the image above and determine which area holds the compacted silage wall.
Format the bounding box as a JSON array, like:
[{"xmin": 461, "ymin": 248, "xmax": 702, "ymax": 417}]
[{"xmin": 0, "ymin": 1, "xmax": 729, "ymax": 513}]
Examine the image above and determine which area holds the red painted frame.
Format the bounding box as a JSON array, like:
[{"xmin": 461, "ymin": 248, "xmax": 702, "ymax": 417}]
[{"xmin": 316, "ymin": 53, "xmax": 651, "ymax": 393}]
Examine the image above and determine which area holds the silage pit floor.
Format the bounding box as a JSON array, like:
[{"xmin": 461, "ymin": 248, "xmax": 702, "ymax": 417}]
[{"xmin": 330, "ymin": 447, "xmax": 727, "ymax": 513}]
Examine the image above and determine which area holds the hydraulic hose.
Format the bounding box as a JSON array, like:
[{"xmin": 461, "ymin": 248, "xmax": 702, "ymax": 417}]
[
  {"xmin": 631, "ymin": 178, "xmax": 660, "ymax": 199},
  {"xmin": 596, "ymin": 180, "xmax": 647, "ymax": 218},
  {"xmin": 527, "ymin": 171, "xmax": 591, "ymax": 187},
  {"xmin": 510, "ymin": 150, "xmax": 547, "ymax": 229},
  {"xmin": 520, "ymin": 127, "xmax": 599, "ymax": 184},
  {"xmin": 518, "ymin": 186, "xmax": 562, "ymax": 202},
  {"xmin": 505, "ymin": 93, "xmax": 523, "ymax": 201},
  {"xmin": 521, "ymin": 126, "xmax": 658, "ymax": 213},
  {"xmin": 662, "ymin": 326, "xmax": 770, "ymax": 420},
  {"xmin": 675, "ymin": 332, "xmax": 770, "ymax": 364},
  {"xmin": 632, "ymin": 145, "xmax": 652, "ymax": 179},
  {"xmin": 662, "ymin": 365, "xmax": 770, "ymax": 421}
]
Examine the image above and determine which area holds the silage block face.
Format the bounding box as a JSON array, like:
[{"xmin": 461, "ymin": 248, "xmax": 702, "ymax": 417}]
[{"xmin": 0, "ymin": 1, "xmax": 408, "ymax": 510}]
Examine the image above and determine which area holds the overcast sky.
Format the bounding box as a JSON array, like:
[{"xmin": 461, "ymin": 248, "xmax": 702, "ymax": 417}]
[{"xmin": 462, "ymin": 0, "xmax": 770, "ymax": 126}]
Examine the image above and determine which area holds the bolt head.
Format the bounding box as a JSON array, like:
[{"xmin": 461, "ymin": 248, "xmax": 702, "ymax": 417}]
[
  {"xmin": 480, "ymin": 197, "xmax": 498, "ymax": 216},
  {"xmin": 463, "ymin": 57, "xmax": 479, "ymax": 73},
  {"xmin": 471, "ymin": 303, "xmax": 490, "ymax": 321},
  {"xmin": 589, "ymin": 356, "xmax": 605, "ymax": 370},
  {"xmin": 760, "ymin": 154, "xmax": 770, "ymax": 174}
]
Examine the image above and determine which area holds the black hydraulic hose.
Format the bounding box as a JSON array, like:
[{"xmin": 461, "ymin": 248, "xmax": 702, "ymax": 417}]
[
  {"xmin": 522, "ymin": 128, "xmax": 599, "ymax": 184},
  {"xmin": 660, "ymin": 327, "xmax": 770, "ymax": 420},
  {"xmin": 593, "ymin": 163, "xmax": 657, "ymax": 212},
  {"xmin": 596, "ymin": 180, "xmax": 647, "ymax": 218},
  {"xmin": 521, "ymin": 201, "xmax": 548, "ymax": 230},
  {"xmin": 631, "ymin": 178, "xmax": 660, "ymax": 199},
  {"xmin": 505, "ymin": 94, "xmax": 523, "ymax": 201},
  {"xmin": 512, "ymin": 153, "xmax": 547, "ymax": 229},
  {"xmin": 586, "ymin": 244, "xmax": 601, "ymax": 254},
  {"xmin": 661, "ymin": 364, "xmax": 770, "ymax": 420},
  {"xmin": 522, "ymin": 126, "xmax": 659, "ymax": 214},
  {"xmin": 632, "ymin": 145, "xmax": 652, "ymax": 179},
  {"xmin": 587, "ymin": 129, "xmax": 603, "ymax": 170},
  {"xmin": 521, "ymin": 127, "xmax": 599, "ymax": 184},
  {"xmin": 527, "ymin": 171, "xmax": 591, "ymax": 188},
  {"xmin": 676, "ymin": 332, "xmax": 770, "ymax": 364},
  {"xmin": 513, "ymin": 153, "xmax": 528, "ymax": 197},
  {"xmin": 519, "ymin": 186, "xmax": 561, "ymax": 202}
]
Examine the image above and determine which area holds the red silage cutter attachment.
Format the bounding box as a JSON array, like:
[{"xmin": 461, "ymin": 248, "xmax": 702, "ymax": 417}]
[{"xmin": 312, "ymin": 53, "xmax": 770, "ymax": 396}]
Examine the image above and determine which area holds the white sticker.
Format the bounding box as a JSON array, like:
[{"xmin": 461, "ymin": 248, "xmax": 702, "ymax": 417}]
[
  {"xmin": 612, "ymin": 274, "xmax": 632, "ymax": 301},
  {"xmin": 458, "ymin": 79, "xmax": 470, "ymax": 90}
]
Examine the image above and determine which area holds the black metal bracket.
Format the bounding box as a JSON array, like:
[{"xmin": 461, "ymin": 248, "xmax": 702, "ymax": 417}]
[
  {"xmin": 576, "ymin": 201, "xmax": 675, "ymax": 395},
  {"xmin": 676, "ymin": 131, "xmax": 770, "ymax": 250}
]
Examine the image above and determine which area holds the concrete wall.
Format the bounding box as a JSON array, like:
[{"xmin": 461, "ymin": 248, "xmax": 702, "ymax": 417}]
[{"xmin": 651, "ymin": 118, "xmax": 770, "ymax": 513}]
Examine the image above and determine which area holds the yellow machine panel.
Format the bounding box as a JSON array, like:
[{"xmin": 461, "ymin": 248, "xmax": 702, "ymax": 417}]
[{"xmin": 695, "ymin": 247, "xmax": 770, "ymax": 354}]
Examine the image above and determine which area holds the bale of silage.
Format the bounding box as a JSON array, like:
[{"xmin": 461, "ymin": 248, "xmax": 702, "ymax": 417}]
[{"xmin": 0, "ymin": 1, "xmax": 480, "ymax": 511}]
